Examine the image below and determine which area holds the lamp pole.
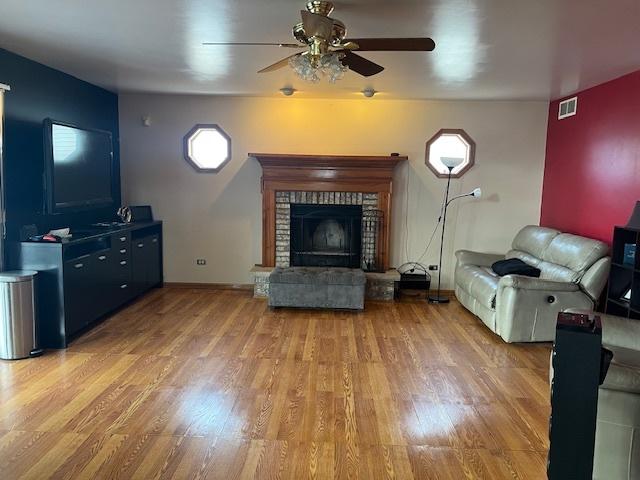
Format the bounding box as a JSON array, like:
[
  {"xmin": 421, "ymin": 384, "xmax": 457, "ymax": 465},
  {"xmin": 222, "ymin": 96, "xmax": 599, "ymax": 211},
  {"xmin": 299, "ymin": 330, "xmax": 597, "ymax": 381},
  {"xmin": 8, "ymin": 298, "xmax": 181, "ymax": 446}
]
[{"xmin": 429, "ymin": 166, "xmax": 453, "ymax": 304}]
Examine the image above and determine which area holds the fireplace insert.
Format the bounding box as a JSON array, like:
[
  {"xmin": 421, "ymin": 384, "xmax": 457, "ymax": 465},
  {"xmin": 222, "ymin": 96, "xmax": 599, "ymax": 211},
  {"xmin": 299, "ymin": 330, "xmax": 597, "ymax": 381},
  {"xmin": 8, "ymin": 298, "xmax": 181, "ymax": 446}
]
[{"xmin": 290, "ymin": 204, "xmax": 362, "ymax": 268}]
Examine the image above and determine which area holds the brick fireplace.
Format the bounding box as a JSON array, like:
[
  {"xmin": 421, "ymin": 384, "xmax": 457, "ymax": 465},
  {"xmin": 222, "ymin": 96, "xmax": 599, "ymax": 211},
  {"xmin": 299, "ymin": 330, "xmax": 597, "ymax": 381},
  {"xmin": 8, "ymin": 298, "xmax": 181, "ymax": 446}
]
[
  {"xmin": 276, "ymin": 192, "xmax": 378, "ymax": 268},
  {"xmin": 252, "ymin": 153, "xmax": 407, "ymax": 270},
  {"xmin": 251, "ymin": 153, "xmax": 406, "ymax": 300}
]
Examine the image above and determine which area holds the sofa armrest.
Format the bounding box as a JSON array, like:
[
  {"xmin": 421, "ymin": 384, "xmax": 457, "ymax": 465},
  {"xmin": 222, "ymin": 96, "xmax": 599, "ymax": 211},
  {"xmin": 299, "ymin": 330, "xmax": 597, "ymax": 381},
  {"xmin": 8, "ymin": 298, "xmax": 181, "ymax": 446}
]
[
  {"xmin": 495, "ymin": 279, "xmax": 592, "ymax": 342},
  {"xmin": 455, "ymin": 250, "xmax": 504, "ymax": 268},
  {"xmin": 562, "ymin": 309, "xmax": 640, "ymax": 352},
  {"xmin": 498, "ymin": 275, "xmax": 581, "ymax": 292},
  {"xmin": 601, "ymin": 314, "xmax": 640, "ymax": 352},
  {"xmin": 580, "ymin": 257, "xmax": 611, "ymax": 303}
]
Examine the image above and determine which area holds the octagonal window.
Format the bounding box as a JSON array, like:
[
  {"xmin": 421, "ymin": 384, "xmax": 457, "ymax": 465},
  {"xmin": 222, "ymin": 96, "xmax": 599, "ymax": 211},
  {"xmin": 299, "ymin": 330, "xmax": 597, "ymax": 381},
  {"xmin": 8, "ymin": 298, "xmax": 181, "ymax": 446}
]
[
  {"xmin": 425, "ymin": 129, "xmax": 476, "ymax": 178},
  {"xmin": 183, "ymin": 124, "xmax": 231, "ymax": 173}
]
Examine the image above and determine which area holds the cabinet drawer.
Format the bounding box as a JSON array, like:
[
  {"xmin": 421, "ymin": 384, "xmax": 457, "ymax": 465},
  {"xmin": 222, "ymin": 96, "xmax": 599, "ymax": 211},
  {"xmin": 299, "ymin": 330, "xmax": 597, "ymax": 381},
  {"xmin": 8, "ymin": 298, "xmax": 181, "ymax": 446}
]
[
  {"xmin": 116, "ymin": 246, "xmax": 131, "ymax": 261},
  {"xmin": 113, "ymin": 232, "xmax": 131, "ymax": 244},
  {"xmin": 114, "ymin": 257, "xmax": 132, "ymax": 282},
  {"xmin": 116, "ymin": 281, "xmax": 135, "ymax": 304}
]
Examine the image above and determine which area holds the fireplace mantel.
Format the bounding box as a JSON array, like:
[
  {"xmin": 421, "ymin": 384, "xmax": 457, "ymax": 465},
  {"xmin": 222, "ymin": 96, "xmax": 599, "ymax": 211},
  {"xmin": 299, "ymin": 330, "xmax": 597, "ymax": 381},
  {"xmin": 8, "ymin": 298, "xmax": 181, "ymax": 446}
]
[
  {"xmin": 251, "ymin": 153, "xmax": 407, "ymax": 269},
  {"xmin": 252, "ymin": 153, "xmax": 407, "ymax": 193}
]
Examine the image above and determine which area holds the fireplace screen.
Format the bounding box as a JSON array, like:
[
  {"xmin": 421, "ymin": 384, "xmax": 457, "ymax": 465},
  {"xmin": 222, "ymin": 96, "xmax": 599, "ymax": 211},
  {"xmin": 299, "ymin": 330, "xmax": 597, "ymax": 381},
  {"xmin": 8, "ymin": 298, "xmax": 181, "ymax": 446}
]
[{"xmin": 290, "ymin": 204, "xmax": 362, "ymax": 268}]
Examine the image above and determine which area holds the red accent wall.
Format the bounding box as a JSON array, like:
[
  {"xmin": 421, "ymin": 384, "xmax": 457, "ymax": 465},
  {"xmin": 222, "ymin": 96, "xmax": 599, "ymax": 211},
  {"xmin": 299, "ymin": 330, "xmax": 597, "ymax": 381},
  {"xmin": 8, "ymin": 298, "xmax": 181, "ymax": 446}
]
[{"xmin": 540, "ymin": 70, "xmax": 640, "ymax": 244}]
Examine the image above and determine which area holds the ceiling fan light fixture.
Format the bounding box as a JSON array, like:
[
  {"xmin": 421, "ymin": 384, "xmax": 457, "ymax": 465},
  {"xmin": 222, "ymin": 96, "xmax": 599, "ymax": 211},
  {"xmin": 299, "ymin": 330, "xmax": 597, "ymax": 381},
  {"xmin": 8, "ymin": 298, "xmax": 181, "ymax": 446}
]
[
  {"xmin": 321, "ymin": 52, "xmax": 348, "ymax": 83},
  {"xmin": 289, "ymin": 52, "xmax": 347, "ymax": 83},
  {"xmin": 249, "ymin": 2, "xmax": 435, "ymax": 83},
  {"xmin": 289, "ymin": 54, "xmax": 320, "ymax": 83}
]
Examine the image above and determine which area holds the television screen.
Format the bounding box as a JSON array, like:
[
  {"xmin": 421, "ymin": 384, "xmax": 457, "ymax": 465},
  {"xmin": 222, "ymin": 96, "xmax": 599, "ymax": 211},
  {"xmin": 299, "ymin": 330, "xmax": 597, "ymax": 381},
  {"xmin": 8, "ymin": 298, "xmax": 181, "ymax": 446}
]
[{"xmin": 44, "ymin": 120, "xmax": 115, "ymax": 213}]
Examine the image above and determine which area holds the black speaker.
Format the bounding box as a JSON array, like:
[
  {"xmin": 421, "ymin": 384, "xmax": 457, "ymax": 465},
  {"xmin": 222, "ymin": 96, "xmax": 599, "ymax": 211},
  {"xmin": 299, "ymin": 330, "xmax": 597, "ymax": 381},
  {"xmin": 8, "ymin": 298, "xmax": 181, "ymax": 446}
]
[
  {"xmin": 547, "ymin": 312, "xmax": 612, "ymax": 479},
  {"xmin": 399, "ymin": 272, "xmax": 431, "ymax": 299}
]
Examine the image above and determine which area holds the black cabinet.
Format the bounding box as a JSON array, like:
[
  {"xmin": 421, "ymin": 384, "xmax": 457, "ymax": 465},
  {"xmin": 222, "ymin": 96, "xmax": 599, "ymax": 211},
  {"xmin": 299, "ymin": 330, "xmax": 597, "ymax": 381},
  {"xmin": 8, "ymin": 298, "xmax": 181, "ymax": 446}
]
[
  {"xmin": 10, "ymin": 221, "xmax": 163, "ymax": 348},
  {"xmin": 131, "ymin": 237, "xmax": 147, "ymax": 296},
  {"xmin": 63, "ymin": 254, "xmax": 94, "ymax": 336},
  {"xmin": 131, "ymin": 233, "xmax": 162, "ymax": 296},
  {"xmin": 147, "ymin": 234, "xmax": 162, "ymax": 286}
]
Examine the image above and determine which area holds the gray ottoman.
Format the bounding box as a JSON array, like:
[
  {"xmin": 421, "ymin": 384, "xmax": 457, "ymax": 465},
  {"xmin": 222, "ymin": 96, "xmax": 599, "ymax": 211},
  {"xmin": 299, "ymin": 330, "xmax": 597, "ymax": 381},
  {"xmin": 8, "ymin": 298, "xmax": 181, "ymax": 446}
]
[{"xmin": 268, "ymin": 267, "xmax": 366, "ymax": 310}]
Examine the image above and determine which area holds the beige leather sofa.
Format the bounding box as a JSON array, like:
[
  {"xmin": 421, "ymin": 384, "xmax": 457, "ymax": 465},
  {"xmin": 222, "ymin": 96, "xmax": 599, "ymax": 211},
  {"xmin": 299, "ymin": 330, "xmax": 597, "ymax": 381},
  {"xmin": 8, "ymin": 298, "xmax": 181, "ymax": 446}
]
[
  {"xmin": 454, "ymin": 225, "xmax": 610, "ymax": 342},
  {"xmin": 550, "ymin": 311, "xmax": 640, "ymax": 479},
  {"xmin": 594, "ymin": 313, "xmax": 640, "ymax": 479}
]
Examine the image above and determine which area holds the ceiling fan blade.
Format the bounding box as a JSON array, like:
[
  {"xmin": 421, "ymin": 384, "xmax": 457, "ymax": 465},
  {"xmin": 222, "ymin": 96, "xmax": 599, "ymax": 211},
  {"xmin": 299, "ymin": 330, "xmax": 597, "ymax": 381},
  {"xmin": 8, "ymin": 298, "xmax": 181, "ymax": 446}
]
[
  {"xmin": 344, "ymin": 37, "xmax": 436, "ymax": 52},
  {"xmin": 258, "ymin": 53, "xmax": 302, "ymax": 73},
  {"xmin": 300, "ymin": 10, "xmax": 333, "ymax": 39},
  {"xmin": 340, "ymin": 51, "xmax": 384, "ymax": 77},
  {"xmin": 203, "ymin": 42, "xmax": 303, "ymax": 48}
]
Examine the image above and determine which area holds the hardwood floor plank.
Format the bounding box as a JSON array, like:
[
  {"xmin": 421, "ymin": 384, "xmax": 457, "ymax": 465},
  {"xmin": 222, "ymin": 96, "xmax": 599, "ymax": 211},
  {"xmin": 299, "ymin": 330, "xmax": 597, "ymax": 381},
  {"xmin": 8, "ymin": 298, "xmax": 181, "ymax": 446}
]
[{"xmin": 0, "ymin": 288, "xmax": 552, "ymax": 479}]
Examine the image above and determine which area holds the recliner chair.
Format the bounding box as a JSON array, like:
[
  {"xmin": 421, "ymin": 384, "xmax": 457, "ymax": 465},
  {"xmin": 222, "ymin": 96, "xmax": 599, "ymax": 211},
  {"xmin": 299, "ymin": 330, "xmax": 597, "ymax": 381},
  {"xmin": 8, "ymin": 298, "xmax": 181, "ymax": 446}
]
[{"xmin": 454, "ymin": 225, "xmax": 611, "ymax": 342}]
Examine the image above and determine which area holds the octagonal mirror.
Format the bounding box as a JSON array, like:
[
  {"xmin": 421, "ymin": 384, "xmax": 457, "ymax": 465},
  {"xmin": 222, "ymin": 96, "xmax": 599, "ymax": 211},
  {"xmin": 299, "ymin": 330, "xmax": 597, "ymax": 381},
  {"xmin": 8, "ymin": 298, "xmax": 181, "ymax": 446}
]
[
  {"xmin": 425, "ymin": 129, "xmax": 476, "ymax": 178},
  {"xmin": 183, "ymin": 124, "xmax": 231, "ymax": 173}
]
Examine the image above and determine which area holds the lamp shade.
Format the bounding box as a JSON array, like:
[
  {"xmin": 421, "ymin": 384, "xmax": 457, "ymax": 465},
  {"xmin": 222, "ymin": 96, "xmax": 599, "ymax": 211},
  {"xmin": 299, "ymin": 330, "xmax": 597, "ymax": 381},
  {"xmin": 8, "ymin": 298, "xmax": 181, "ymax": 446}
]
[{"xmin": 440, "ymin": 156, "xmax": 464, "ymax": 168}]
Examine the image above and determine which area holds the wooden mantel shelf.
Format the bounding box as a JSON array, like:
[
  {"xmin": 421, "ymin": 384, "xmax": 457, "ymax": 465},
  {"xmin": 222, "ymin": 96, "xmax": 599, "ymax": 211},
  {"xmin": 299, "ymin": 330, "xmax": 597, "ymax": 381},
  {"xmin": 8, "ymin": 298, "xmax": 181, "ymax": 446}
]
[
  {"xmin": 253, "ymin": 153, "xmax": 407, "ymax": 269},
  {"xmin": 251, "ymin": 153, "xmax": 408, "ymax": 170},
  {"xmin": 251, "ymin": 153, "xmax": 407, "ymax": 194}
]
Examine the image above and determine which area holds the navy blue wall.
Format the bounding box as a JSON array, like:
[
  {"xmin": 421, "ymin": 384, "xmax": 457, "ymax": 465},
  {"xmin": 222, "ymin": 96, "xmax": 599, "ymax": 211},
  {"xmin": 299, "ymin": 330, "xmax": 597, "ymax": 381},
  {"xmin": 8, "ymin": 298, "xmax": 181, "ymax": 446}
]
[{"xmin": 0, "ymin": 48, "xmax": 120, "ymax": 240}]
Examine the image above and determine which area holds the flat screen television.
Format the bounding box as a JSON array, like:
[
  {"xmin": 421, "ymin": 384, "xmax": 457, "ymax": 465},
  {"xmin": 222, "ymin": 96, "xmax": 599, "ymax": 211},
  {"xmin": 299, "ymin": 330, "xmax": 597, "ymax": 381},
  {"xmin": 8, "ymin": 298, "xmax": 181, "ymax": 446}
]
[{"xmin": 44, "ymin": 119, "xmax": 116, "ymax": 214}]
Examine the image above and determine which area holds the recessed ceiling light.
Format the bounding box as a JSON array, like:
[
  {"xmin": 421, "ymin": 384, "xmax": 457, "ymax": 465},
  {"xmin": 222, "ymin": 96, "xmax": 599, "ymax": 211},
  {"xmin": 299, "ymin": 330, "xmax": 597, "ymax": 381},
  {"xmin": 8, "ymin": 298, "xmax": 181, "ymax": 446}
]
[
  {"xmin": 362, "ymin": 88, "xmax": 376, "ymax": 98},
  {"xmin": 279, "ymin": 86, "xmax": 296, "ymax": 96}
]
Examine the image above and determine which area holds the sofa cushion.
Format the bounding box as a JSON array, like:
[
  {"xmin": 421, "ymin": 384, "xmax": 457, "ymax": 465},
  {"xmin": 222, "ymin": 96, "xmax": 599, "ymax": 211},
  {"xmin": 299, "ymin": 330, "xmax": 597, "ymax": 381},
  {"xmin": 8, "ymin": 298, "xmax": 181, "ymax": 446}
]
[
  {"xmin": 269, "ymin": 267, "xmax": 366, "ymax": 286},
  {"xmin": 506, "ymin": 250, "xmax": 542, "ymax": 268},
  {"xmin": 507, "ymin": 228, "xmax": 609, "ymax": 283},
  {"xmin": 455, "ymin": 265, "xmax": 499, "ymax": 309},
  {"xmin": 601, "ymin": 345, "xmax": 640, "ymax": 395},
  {"xmin": 511, "ymin": 225, "xmax": 560, "ymax": 258},
  {"xmin": 508, "ymin": 249, "xmax": 580, "ymax": 282},
  {"xmin": 542, "ymin": 233, "xmax": 610, "ymax": 273},
  {"xmin": 537, "ymin": 260, "xmax": 581, "ymax": 283}
]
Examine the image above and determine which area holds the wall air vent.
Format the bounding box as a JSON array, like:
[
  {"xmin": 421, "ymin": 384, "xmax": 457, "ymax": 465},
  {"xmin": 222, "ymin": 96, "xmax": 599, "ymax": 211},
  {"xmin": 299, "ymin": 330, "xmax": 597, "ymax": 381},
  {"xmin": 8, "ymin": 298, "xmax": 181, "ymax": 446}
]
[{"xmin": 558, "ymin": 96, "xmax": 578, "ymax": 120}]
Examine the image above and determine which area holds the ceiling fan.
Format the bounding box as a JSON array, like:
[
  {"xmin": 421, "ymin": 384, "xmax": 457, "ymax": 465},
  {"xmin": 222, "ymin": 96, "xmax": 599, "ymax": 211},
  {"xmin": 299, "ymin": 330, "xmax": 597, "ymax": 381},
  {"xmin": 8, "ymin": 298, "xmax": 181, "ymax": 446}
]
[{"xmin": 203, "ymin": 1, "xmax": 435, "ymax": 83}]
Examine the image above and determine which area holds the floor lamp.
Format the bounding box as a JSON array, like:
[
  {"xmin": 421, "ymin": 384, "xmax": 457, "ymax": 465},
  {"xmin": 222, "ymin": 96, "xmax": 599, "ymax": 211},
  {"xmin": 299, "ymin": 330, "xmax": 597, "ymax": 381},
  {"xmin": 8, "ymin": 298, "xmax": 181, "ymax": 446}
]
[{"xmin": 428, "ymin": 157, "xmax": 482, "ymax": 304}]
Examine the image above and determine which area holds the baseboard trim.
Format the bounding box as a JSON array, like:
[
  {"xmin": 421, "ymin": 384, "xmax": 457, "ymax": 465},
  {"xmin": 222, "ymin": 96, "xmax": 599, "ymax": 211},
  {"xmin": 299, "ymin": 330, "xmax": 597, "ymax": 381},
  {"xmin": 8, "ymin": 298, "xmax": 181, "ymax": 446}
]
[
  {"xmin": 164, "ymin": 282, "xmax": 253, "ymax": 291},
  {"xmin": 400, "ymin": 289, "xmax": 455, "ymax": 299},
  {"xmin": 163, "ymin": 283, "xmax": 455, "ymax": 298}
]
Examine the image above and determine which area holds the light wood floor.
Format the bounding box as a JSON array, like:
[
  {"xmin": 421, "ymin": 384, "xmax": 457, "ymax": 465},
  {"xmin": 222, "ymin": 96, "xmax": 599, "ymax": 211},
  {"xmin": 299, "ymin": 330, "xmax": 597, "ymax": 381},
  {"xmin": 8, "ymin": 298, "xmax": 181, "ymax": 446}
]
[{"xmin": 0, "ymin": 287, "xmax": 552, "ymax": 479}]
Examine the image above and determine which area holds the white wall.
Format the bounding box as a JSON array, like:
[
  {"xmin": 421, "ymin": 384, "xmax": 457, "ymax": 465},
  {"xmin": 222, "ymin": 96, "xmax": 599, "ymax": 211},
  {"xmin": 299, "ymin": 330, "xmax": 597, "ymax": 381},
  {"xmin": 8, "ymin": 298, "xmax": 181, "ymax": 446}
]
[{"xmin": 119, "ymin": 94, "xmax": 548, "ymax": 287}]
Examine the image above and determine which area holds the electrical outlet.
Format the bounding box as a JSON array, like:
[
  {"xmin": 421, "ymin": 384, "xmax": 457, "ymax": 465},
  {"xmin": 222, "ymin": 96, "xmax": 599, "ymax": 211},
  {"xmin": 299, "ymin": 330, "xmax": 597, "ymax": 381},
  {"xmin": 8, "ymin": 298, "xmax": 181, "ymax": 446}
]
[
  {"xmin": 428, "ymin": 265, "xmax": 438, "ymax": 271},
  {"xmin": 196, "ymin": 259, "xmax": 206, "ymax": 266}
]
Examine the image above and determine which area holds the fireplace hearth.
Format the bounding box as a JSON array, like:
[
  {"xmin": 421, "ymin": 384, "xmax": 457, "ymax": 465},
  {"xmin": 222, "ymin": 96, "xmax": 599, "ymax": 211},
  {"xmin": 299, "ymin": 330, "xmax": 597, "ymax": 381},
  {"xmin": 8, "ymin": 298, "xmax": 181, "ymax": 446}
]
[{"xmin": 290, "ymin": 204, "xmax": 362, "ymax": 268}]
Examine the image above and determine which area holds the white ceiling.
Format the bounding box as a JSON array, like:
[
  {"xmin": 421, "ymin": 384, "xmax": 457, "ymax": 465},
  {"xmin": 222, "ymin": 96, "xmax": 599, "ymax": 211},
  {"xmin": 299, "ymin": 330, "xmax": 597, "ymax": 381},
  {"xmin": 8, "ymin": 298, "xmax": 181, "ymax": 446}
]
[{"xmin": 1, "ymin": 0, "xmax": 639, "ymax": 100}]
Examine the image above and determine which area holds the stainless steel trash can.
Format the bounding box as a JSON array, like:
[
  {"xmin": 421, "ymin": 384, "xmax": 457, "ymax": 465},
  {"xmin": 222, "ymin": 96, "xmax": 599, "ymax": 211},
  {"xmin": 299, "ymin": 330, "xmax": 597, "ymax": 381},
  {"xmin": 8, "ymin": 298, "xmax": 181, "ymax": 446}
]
[{"xmin": 0, "ymin": 271, "xmax": 42, "ymax": 360}]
